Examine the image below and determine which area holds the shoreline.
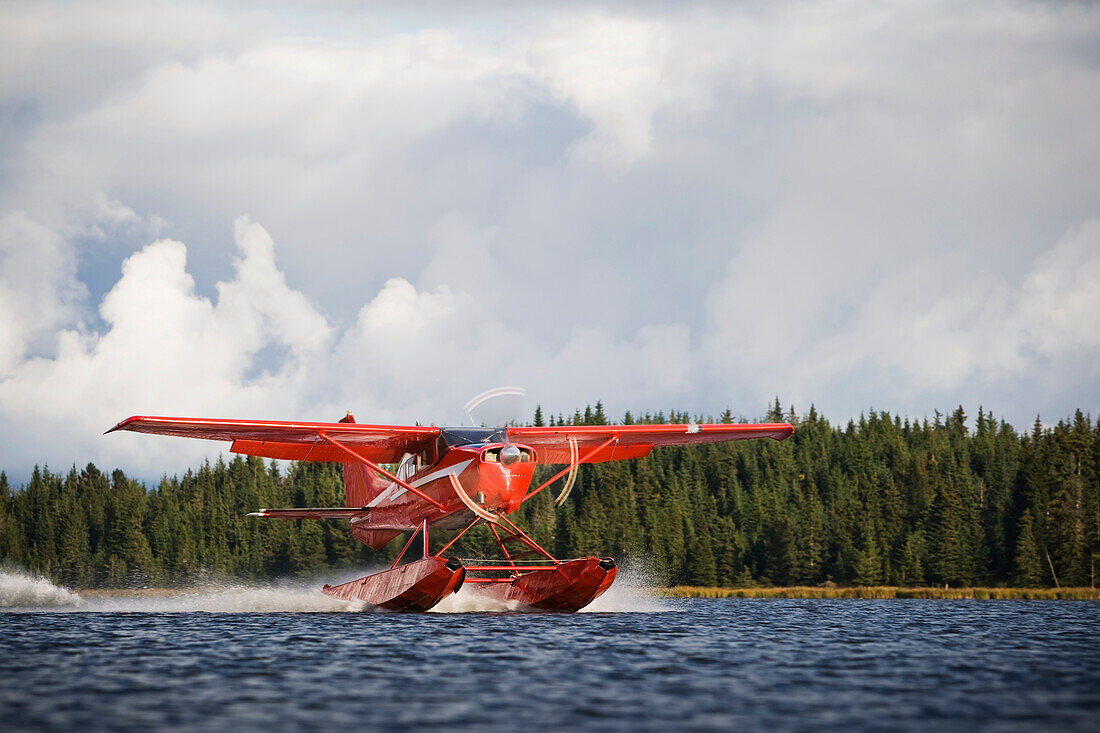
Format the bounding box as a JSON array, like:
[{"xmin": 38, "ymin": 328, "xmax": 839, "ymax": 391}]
[{"xmin": 660, "ymin": 585, "xmax": 1100, "ymax": 600}]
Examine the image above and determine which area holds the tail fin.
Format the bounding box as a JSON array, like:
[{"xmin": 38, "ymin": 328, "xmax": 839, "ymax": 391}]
[{"xmin": 339, "ymin": 412, "xmax": 390, "ymax": 507}]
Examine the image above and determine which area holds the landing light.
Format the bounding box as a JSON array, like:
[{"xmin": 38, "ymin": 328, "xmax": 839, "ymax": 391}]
[{"xmin": 500, "ymin": 445, "xmax": 522, "ymax": 465}]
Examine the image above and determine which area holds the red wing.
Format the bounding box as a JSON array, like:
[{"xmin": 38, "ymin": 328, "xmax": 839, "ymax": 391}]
[
  {"xmin": 107, "ymin": 416, "xmax": 440, "ymax": 464},
  {"xmin": 506, "ymin": 423, "xmax": 794, "ymax": 464}
]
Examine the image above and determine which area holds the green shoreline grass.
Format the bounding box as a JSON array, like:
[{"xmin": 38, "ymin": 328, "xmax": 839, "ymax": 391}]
[{"xmin": 660, "ymin": 585, "xmax": 1100, "ymax": 600}]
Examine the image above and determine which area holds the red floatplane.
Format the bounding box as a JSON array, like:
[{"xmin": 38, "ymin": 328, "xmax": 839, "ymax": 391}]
[{"xmin": 108, "ymin": 413, "xmax": 793, "ymax": 612}]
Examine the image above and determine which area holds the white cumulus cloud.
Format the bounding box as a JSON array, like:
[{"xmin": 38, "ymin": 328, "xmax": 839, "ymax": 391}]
[{"xmin": 1, "ymin": 0, "xmax": 1099, "ymax": 478}]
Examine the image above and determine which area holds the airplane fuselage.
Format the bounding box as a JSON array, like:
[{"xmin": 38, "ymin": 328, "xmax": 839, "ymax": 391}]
[{"xmin": 352, "ymin": 438, "xmax": 538, "ymax": 538}]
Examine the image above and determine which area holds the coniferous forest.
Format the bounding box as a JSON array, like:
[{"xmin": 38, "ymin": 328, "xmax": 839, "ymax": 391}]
[{"xmin": 1, "ymin": 401, "xmax": 1098, "ymax": 589}]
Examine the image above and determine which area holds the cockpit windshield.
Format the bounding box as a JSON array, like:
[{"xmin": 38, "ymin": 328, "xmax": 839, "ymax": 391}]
[{"xmin": 439, "ymin": 427, "xmax": 507, "ymax": 448}]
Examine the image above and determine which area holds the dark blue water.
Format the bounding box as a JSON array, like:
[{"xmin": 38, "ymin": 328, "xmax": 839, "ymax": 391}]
[{"xmin": 3, "ymin": 598, "xmax": 1099, "ymax": 731}]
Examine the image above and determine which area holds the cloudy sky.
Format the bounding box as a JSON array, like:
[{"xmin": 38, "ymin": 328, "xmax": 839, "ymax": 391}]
[{"xmin": 1, "ymin": 0, "xmax": 1099, "ymax": 481}]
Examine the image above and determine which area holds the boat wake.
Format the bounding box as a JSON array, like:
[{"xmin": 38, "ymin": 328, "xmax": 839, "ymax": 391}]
[
  {"xmin": 1, "ymin": 564, "xmax": 671, "ymax": 614},
  {"xmin": 0, "ymin": 569, "xmax": 359, "ymax": 613},
  {"xmin": 0, "ymin": 569, "xmax": 84, "ymax": 609},
  {"xmin": 580, "ymin": 564, "xmax": 671, "ymax": 613}
]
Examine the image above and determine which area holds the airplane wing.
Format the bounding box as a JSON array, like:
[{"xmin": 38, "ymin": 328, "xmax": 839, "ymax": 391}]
[
  {"xmin": 506, "ymin": 422, "xmax": 794, "ymax": 464},
  {"xmin": 107, "ymin": 416, "xmax": 440, "ymax": 464}
]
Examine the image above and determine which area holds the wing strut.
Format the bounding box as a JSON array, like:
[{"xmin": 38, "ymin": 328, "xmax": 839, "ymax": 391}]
[
  {"xmin": 434, "ymin": 518, "xmax": 481, "ymax": 557},
  {"xmin": 496, "ymin": 513, "xmax": 558, "ymax": 562},
  {"xmin": 316, "ymin": 431, "xmax": 446, "ymax": 510},
  {"xmin": 521, "ymin": 434, "xmax": 619, "ymax": 504},
  {"xmin": 390, "ymin": 519, "xmax": 430, "ymax": 569}
]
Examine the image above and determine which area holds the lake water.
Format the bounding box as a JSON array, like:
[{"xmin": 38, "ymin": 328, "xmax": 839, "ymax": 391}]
[{"xmin": 2, "ymin": 572, "xmax": 1098, "ymax": 731}]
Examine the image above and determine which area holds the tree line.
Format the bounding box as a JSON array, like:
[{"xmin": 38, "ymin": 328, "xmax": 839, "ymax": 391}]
[{"xmin": 1, "ymin": 401, "xmax": 1097, "ymax": 588}]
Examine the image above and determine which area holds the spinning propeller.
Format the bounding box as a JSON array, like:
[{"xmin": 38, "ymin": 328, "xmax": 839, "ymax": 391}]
[{"xmin": 447, "ymin": 386, "xmax": 579, "ymax": 511}]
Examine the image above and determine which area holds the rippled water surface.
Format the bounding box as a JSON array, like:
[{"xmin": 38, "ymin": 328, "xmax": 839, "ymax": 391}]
[{"xmin": 3, "ymin": 585, "xmax": 1098, "ymax": 731}]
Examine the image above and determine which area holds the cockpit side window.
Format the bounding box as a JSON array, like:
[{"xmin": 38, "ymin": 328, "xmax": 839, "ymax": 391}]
[
  {"xmin": 396, "ymin": 454, "xmax": 417, "ymax": 481},
  {"xmin": 417, "ymin": 446, "xmax": 436, "ymax": 469}
]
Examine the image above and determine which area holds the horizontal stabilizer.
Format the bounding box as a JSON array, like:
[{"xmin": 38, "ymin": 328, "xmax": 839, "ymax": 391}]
[{"xmin": 247, "ymin": 507, "xmax": 369, "ymax": 519}]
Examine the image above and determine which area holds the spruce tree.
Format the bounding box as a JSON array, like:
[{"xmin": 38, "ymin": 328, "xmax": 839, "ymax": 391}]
[{"xmin": 1014, "ymin": 509, "xmax": 1044, "ymax": 586}]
